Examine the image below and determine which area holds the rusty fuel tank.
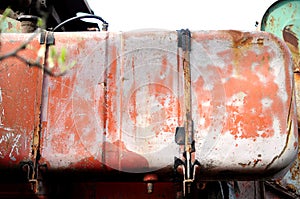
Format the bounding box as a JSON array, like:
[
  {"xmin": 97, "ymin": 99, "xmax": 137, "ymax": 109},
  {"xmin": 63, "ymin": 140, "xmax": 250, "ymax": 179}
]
[{"xmin": 0, "ymin": 30, "xmax": 297, "ymax": 186}]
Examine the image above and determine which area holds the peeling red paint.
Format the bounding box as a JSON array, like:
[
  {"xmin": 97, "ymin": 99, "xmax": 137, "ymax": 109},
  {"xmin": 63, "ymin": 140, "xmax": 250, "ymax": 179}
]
[
  {"xmin": 0, "ymin": 34, "xmax": 42, "ymax": 165},
  {"xmin": 38, "ymin": 31, "xmax": 296, "ymax": 178},
  {"xmin": 106, "ymin": 45, "xmax": 119, "ymax": 141},
  {"xmin": 0, "ymin": 31, "xmax": 296, "ymax": 181},
  {"xmin": 215, "ymin": 48, "xmax": 286, "ymax": 138}
]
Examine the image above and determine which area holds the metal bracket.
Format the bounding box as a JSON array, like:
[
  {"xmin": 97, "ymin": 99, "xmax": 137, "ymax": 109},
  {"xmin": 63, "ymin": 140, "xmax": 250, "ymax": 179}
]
[
  {"xmin": 177, "ymin": 29, "xmax": 191, "ymax": 51},
  {"xmin": 20, "ymin": 161, "xmax": 47, "ymax": 194},
  {"xmin": 175, "ymin": 29, "xmax": 200, "ymax": 197},
  {"xmin": 175, "ymin": 126, "xmax": 195, "ymax": 150},
  {"xmin": 40, "ymin": 31, "xmax": 55, "ymax": 45},
  {"xmin": 174, "ymin": 157, "xmax": 200, "ymax": 197}
]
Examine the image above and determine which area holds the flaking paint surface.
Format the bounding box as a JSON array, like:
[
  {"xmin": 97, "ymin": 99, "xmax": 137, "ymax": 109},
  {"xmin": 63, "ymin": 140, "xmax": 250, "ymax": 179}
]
[
  {"xmin": 36, "ymin": 31, "xmax": 297, "ymax": 178},
  {"xmin": 0, "ymin": 34, "xmax": 43, "ymax": 165}
]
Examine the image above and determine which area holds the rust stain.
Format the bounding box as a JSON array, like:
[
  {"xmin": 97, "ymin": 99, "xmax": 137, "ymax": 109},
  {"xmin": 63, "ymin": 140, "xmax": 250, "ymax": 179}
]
[
  {"xmin": 238, "ymin": 161, "xmax": 251, "ymax": 168},
  {"xmin": 8, "ymin": 22, "xmax": 12, "ymax": 29},
  {"xmin": 227, "ymin": 30, "xmax": 253, "ymax": 49},
  {"xmin": 106, "ymin": 45, "xmax": 119, "ymax": 140},
  {"xmin": 282, "ymin": 24, "xmax": 300, "ymax": 71},
  {"xmin": 256, "ymin": 38, "xmax": 264, "ymax": 46},
  {"xmin": 131, "ymin": 56, "xmax": 136, "ymax": 125},
  {"xmin": 283, "ymin": 25, "xmax": 299, "ymax": 49}
]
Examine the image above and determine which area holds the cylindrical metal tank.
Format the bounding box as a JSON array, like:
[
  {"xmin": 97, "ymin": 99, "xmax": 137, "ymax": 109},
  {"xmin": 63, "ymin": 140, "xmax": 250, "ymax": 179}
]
[{"xmin": 0, "ymin": 30, "xmax": 297, "ymax": 183}]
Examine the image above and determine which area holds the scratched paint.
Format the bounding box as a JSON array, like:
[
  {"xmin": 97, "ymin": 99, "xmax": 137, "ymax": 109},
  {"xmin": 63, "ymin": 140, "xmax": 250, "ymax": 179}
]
[
  {"xmin": 0, "ymin": 34, "xmax": 43, "ymax": 166},
  {"xmin": 37, "ymin": 30, "xmax": 297, "ymax": 180},
  {"xmin": 0, "ymin": 131, "xmax": 21, "ymax": 161},
  {"xmin": 190, "ymin": 31, "xmax": 297, "ymax": 178}
]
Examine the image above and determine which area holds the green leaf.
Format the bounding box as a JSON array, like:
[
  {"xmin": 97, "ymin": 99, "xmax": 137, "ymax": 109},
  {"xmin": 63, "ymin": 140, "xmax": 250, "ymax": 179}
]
[
  {"xmin": 0, "ymin": 8, "xmax": 12, "ymax": 25},
  {"xmin": 49, "ymin": 46, "xmax": 57, "ymax": 59},
  {"xmin": 37, "ymin": 18, "xmax": 44, "ymax": 28}
]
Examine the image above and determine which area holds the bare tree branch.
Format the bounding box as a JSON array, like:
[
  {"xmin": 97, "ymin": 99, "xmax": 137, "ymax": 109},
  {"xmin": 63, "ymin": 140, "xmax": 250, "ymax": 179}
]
[{"xmin": 0, "ymin": 28, "xmax": 69, "ymax": 77}]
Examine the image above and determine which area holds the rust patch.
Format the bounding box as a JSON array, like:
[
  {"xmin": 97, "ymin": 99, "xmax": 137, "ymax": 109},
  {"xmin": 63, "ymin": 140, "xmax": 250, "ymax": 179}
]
[
  {"xmin": 282, "ymin": 25, "xmax": 300, "ymax": 71},
  {"xmin": 283, "ymin": 25, "xmax": 299, "ymax": 49},
  {"xmin": 8, "ymin": 22, "xmax": 12, "ymax": 29},
  {"xmin": 226, "ymin": 30, "xmax": 253, "ymax": 48},
  {"xmin": 106, "ymin": 45, "xmax": 119, "ymax": 140},
  {"xmin": 238, "ymin": 161, "xmax": 251, "ymax": 168},
  {"xmin": 256, "ymin": 38, "xmax": 264, "ymax": 46}
]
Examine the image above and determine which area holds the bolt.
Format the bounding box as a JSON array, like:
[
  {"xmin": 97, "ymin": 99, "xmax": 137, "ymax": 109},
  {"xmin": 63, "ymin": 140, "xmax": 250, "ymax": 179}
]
[{"xmin": 147, "ymin": 182, "xmax": 153, "ymax": 194}]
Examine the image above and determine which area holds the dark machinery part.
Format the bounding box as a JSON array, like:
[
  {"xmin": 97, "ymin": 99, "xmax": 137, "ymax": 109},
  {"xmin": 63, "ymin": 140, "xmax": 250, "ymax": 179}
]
[{"xmin": 1, "ymin": 0, "xmax": 106, "ymax": 31}]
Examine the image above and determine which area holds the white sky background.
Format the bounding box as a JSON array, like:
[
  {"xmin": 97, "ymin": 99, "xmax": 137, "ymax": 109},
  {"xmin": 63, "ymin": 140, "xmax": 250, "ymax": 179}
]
[{"xmin": 87, "ymin": 0, "xmax": 276, "ymax": 32}]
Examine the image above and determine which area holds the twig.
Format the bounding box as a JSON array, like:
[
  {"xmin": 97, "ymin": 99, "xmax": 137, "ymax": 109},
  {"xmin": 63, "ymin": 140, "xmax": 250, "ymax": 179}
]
[{"xmin": 0, "ymin": 29, "xmax": 68, "ymax": 77}]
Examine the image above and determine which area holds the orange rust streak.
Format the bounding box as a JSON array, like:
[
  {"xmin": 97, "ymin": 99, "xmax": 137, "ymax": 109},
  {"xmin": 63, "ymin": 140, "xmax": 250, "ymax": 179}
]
[{"xmin": 106, "ymin": 46, "xmax": 118, "ymax": 140}]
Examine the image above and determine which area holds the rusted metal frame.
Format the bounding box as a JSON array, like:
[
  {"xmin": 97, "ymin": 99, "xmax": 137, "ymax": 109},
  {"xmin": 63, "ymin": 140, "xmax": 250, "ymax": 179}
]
[
  {"xmin": 264, "ymin": 181, "xmax": 299, "ymax": 199},
  {"xmin": 176, "ymin": 29, "xmax": 200, "ymax": 197},
  {"xmin": 28, "ymin": 32, "xmax": 47, "ymax": 194},
  {"xmin": 26, "ymin": 31, "xmax": 54, "ymax": 194}
]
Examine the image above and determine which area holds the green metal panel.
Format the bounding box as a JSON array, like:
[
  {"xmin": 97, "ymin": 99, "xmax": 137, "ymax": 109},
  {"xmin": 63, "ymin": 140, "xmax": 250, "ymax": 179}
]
[{"xmin": 261, "ymin": 0, "xmax": 300, "ymax": 71}]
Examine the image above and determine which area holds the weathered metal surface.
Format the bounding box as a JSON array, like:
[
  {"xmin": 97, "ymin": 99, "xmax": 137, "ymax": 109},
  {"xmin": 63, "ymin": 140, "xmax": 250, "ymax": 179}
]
[
  {"xmin": 261, "ymin": 1, "xmax": 300, "ymax": 196},
  {"xmin": 36, "ymin": 30, "xmax": 297, "ymax": 180},
  {"xmin": 191, "ymin": 30, "xmax": 297, "ymax": 179},
  {"xmin": 0, "ymin": 15, "xmax": 22, "ymax": 33},
  {"xmin": 0, "ymin": 33, "xmax": 43, "ymax": 167},
  {"xmin": 261, "ymin": 0, "xmax": 300, "ymax": 72}
]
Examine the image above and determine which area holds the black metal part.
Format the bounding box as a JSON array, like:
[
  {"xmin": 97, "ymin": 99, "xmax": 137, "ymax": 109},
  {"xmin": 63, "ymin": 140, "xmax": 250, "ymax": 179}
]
[
  {"xmin": 52, "ymin": 15, "xmax": 108, "ymax": 32},
  {"xmin": 17, "ymin": 15, "xmax": 39, "ymax": 33},
  {"xmin": 174, "ymin": 157, "xmax": 201, "ymax": 198},
  {"xmin": 19, "ymin": 161, "xmax": 48, "ymax": 194},
  {"xmin": 175, "ymin": 127, "xmax": 196, "ymax": 152},
  {"xmin": 20, "ymin": 161, "xmax": 35, "ymax": 180},
  {"xmin": 177, "ymin": 29, "xmax": 191, "ymax": 51},
  {"xmin": 175, "ymin": 127, "xmax": 185, "ymax": 145},
  {"xmin": 39, "ymin": 31, "xmax": 55, "ymax": 45},
  {"xmin": 17, "ymin": 15, "xmax": 39, "ymax": 22}
]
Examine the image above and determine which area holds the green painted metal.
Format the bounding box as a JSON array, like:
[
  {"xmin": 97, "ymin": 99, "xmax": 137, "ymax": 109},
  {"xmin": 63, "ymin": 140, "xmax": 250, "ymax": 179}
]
[
  {"xmin": 261, "ymin": 0, "xmax": 300, "ymax": 71},
  {"xmin": 0, "ymin": 15, "xmax": 22, "ymax": 33},
  {"xmin": 261, "ymin": 1, "xmax": 300, "ymax": 197}
]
